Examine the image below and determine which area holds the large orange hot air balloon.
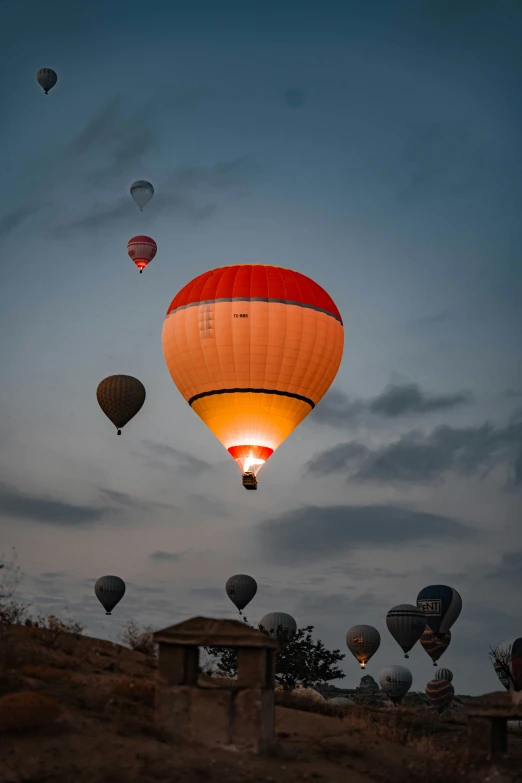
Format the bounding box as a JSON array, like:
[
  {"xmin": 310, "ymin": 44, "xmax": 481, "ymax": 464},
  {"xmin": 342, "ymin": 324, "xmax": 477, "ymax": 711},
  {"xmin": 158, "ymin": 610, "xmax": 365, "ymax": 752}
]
[
  {"xmin": 127, "ymin": 236, "xmax": 157, "ymax": 273},
  {"xmin": 162, "ymin": 264, "xmax": 344, "ymax": 489}
]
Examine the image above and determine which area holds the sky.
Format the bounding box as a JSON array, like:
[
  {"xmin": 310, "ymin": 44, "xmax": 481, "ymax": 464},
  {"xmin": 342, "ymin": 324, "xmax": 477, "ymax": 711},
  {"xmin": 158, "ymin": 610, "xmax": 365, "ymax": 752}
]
[{"xmin": 0, "ymin": 0, "xmax": 521, "ymax": 696}]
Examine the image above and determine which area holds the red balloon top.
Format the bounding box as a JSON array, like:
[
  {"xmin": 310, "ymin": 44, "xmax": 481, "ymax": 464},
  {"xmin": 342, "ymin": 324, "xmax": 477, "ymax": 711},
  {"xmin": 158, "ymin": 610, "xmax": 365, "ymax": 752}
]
[{"xmin": 166, "ymin": 264, "xmax": 342, "ymax": 323}]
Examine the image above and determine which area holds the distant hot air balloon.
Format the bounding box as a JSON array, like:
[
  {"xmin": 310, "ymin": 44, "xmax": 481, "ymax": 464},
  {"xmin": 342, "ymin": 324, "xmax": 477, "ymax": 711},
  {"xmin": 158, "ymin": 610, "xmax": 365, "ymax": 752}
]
[
  {"xmin": 130, "ymin": 180, "xmax": 154, "ymax": 211},
  {"xmin": 417, "ymin": 585, "xmax": 462, "ymax": 635},
  {"xmin": 96, "ymin": 375, "xmax": 146, "ymax": 435},
  {"xmin": 379, "ymin": 665, "xmax": 412, "ymax": 704},
  {"xmin": 37, "ymin": 68, "xmax": 57, "ymax": 94},
  {"xmin": 425, "ymin": 679, "xmax": 454, "ymax": 711},
  {"xmin": 420, "ymin": 628, "xmax": 451, "ymax": 665},
  {"xmin": 259, "ymin": 612, "xmax": 297, "ymax": 642},
  {"xmin": 162, "ymin": 265, "xmax": 344, "ymax": 490},
  {"xmin": 386, "ymin": 604, "xmax": 426, "ymax": 658},
  {"xmin": 292, "ymin": 685, "xmax": 325, "ymax": 703},
  {"xmin": 225, "ymin": 574, "xmax": 257, "ymax": 615},
  {"xmin": 127, "ymin": 235, "xmax": 157, "ymax": 273},
  {"xmin": 435, "ymin": 668, "xmax": 453, "ymax": 683},
  {"xmin": 346, "ymin": 625, "xmax": 381, "ymax": 669},
  {"xmin": 491, "ymin": 638, "xmax": 522, "ymax": 691},
  {"xmin": 95, "ymin": 575, "xmax": 126, "ymax": 615}
]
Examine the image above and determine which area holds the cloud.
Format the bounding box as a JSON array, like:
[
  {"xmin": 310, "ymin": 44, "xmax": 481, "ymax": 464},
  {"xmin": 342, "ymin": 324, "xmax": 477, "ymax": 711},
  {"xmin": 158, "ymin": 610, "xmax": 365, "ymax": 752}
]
[
  {"xmin": 149, "ymin": 550, "xmax": 185, "ymax": 562},
  {"xmin": 98, "ymin": 488, "xmax": 175, "ymax": 511},
  {"xmin": 312, "ymin": 382, "xmax": 473, "ymax": 428},
  {"xmin": 257, "ymin": 504, "xmax": 474, "ymax": 565},
  {"xmin": 185, "ymin": 494, "xmax": 229, "ymax": 518},
  {"xmin": 0, "ymin": 481, "xmax": 111, "ymax": 526},
  {"xmin": 140, "ymin": 440, "xmax": 211, "ymax": 476},
  {"xmin": 52, "ymin": 155, "xmax": 259, "ymax": 237},
  {"xmin": 307, "ymin": 415, "xmax": 522, "ymax": 486},
  {"xmin": 189, "ymin": 586, "xmax": 224, "ymax": 599},
  {"xmin": 486, "ymin": 551, "xmax": 522, "ymax": 583},
  {"xmin": 369, "ymin": 383, "xmax": 474, "ymax": 417},
  {"xmin": 0, "ymin": 205, "xmax": 41, "ymax": 239}
]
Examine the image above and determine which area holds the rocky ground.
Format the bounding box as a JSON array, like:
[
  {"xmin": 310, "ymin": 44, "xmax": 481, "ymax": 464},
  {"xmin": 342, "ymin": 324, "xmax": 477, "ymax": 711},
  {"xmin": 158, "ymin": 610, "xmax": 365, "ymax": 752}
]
[{"xmin": 1, "ymin": 624, "xmax": 521, "ymax": 783}]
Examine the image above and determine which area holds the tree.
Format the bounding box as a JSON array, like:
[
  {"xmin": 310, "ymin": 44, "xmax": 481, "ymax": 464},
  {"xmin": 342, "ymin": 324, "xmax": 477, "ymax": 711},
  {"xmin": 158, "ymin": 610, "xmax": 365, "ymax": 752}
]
[
  {"xmin": 205, "ymin": 624, "xmax": 346, "ymax": 691},
  {"xmin": 0, "ymin": 548, "xmax": 30, "ymax": 626},
  {"xmin": 489, "ymin": 645, "xmax": 520, "ymax": 692}
]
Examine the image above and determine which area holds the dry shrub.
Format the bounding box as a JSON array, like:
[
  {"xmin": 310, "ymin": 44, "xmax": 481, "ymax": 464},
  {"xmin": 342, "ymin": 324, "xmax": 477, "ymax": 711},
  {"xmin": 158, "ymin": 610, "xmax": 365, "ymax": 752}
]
[
  {"xmin": 0, "ymin": 690, "xmax": 62, "ymax": 732},
  {"xmin": 110, "ymin": 677, "xmax": 155, "ymax": 704},
  {"xmin": 119, "ymin": 620, "xmax": 157, "ymax": 657},
  {"xmin": 26, "ymin": 614, "xmax": 84, "ymax": 648},
  {"xmin": 20, "ymin": 664, "xmax": 68, "ymax": 681}
]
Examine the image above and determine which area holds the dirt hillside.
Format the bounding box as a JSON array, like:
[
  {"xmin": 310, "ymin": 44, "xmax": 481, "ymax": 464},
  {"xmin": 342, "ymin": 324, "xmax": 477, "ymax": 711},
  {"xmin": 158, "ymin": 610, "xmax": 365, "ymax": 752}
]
[{"xmin": 1, "ymin": 624, "xmax": 521, "ymax": 783}]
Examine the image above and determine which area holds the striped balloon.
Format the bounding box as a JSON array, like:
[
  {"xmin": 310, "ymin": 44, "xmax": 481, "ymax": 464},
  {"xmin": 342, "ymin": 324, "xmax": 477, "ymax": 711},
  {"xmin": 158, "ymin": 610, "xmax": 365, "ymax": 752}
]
[
  {"xmin": 420, "ymin": 628, "xmax": 451, "ymax": 665},
  {"xmin": 225, "ymin": 574, "xmax": 257, "ymax": 613},
  {"xmin": 259, "ymin": 612, "xmax": 297, "ymax": 641},
  {"xmin": 386, "ymin": 604, "xmax": 426, "ymax": 657},
  {"xmin": 94, "ymin": 575, "xmax": 126, "ymax": 615},
  {"xmin": 346, "ymin": 625, "xmax": 381, "ymax": 669},
  {"xmin": 492, "ymin": 638, "xmax": 522, "ymax": 691},
  {"xmin": 37, "ymin": 68, "xmax": 57, "ymax": 94},
  {"xmin": 435, "ymin": 668, "xmax": 453, "ymax": 683},
  {"xmin": 127, "ymin": 235, "xmax": 157, "ymax": 273},
  {"xmin": 379, "ymin": 665, "xmax": 413, "ymax": 704},
  {"xmin": 162, "ymin": 265, "xmax": 343, "ymax": 490},
  {"xmin": 425, "ymin": 679, "xmax": 454, "ymax": 710}
]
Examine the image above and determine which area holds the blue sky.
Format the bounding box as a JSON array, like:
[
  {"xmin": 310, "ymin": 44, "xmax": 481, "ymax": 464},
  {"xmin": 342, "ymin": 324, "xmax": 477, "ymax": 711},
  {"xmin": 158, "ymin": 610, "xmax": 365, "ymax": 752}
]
[{"xmin": 0, "ymin": 0, "xmax": 521, "ymax": 695}]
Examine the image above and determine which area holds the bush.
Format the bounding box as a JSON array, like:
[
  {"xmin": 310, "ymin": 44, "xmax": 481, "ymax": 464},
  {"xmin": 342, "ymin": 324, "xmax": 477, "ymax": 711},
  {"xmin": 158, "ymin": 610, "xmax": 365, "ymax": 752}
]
[
  {"xmin": 0, "ymin": 549, "xmax": 30, "ymax": 627},
  {"xmin": 26, "ymin": 614, "xmax": 84, "ymax": 648},
  {"xmin": 119, "ymin": 620, "xmax": 157, "ymax": 657},
  {"xmin": 0, "ymin": 691, "xmax": 62, "ymax": 732},
  {"xmin": 20, "ymin": 665, "xmax": 69, "ymax": 681},
  {"xmin": 110, "ymin": 677, "xmax": 155, "ymax": 704}
]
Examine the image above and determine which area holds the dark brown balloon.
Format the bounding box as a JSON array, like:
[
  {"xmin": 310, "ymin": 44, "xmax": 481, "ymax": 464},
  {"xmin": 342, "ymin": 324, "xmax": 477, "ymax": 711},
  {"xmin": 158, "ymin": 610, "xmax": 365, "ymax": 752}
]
[
  {"xmin": 96, "ymin": 375, "xmax": 146, "ymax": 434},
  {"xmin": 420, "ymin": 627, "xmax": 451, "ymax": 665},
  {"xmin": 425, "ymin": 679, "xmax": 454, "ymax": 711}
]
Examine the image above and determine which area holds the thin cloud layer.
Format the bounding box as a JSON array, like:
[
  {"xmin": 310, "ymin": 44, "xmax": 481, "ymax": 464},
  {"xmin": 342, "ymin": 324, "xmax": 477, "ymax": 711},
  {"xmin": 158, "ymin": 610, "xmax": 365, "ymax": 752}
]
[
  {"xmin": 307, "ymin": 415, "xmax": 522, "ymax": 485},
  {"xmin": 0, "ymin": 205, "xmax": 41, "ymax": 239},
  {"xmin": 257, "ymin": 504, "xmax": 474, "ymax": 565},
  {"xmin": 140, "ymin": 440, "xmax": 211, "ymax": 476},
  {"xmin": 313, "ymin": 381, "xmax": 473, "ymax": 427},
  {"xmin": 0, "ymin": 482, "xmax": 110, "ymax": 526}
]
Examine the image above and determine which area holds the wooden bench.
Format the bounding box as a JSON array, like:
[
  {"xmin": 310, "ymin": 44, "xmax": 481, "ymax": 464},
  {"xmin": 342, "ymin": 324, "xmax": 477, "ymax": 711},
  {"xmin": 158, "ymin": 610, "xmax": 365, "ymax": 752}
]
[{"xmin": 465, "ymin": 691, "xmax": 522, "ymax": 760}]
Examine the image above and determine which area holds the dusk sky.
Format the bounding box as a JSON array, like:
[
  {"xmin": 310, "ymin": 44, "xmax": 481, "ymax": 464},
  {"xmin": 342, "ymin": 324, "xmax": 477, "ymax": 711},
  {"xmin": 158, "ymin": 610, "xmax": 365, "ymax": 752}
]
[{"xmin": 1, "ymin": 0, "xmax": 521, "ymax": 695}]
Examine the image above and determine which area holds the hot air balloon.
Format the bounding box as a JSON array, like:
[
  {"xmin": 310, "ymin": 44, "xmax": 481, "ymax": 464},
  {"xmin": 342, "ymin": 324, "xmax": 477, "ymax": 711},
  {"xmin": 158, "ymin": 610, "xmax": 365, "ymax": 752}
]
[
  {"xmin": 162, "ymin": 265, "xmax": 344, "ymax": 490},
  {"xmin": 346, "ymin": 625, "xmax": 380, "ymax": 669},
  {"xmin": 386, "ymin": 604, "xmax": 426, "ymax": 658},
  {"xmin": 130, "ymin": 180, "xmax": 154, "ymax": 211},
  {"xmin": 37, "ymin": 68, "xmax": 57, "ymax": 94},
  {"xmin": 425, "ymin": 679, "xmax": 454, "ymax": 711},
  {"xmin": 417, "ymin": 585, "xmax": 462, "ymax": 635},
  {"xmin": 420, "ymin": 628, "xmax": 451, "ymax": 665},
  {"xmin": 95, "ymin": 575, "xmax": 126, "ymax": 615},
  {"xmin": 378, "ymin": 665, "xmax": 412, "ymax": 704},
  {"xmin": 225, "ymin": 574, "xmax": 257, "ymax": 615},
  {"xmin": 435, "ymin": 668, "xmax": 453, "ymax": 683},
  {"xmin": 491, "ymin": 638, "xmax": 522, "ymax": 691},
  {"xmin": 292, "ymin": 686, "xmax": 325, "ymax": 703},
  {"xmin": 127, "ymin": 235, "xmax": 157, "ymax": 273},
  {"xmin": 96, "ymin": 375, "xmax": 146, "ymax": 435},
  {"xmin": 259, "ymin": 612, "xmax": 297, "ymax": 641}
]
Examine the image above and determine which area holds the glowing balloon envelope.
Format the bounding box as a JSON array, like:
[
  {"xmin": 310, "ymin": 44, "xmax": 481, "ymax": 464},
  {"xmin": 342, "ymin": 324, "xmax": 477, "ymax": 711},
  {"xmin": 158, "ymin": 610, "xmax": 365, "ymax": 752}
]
[
  {"xmin": 95, "ymin": 575, "xmax": 126, "ymax": 615},
  {"xmin": 162, "ymin": 265, "xmax": 344, "ymax": 490},
  {"xmin": 225, "ymin": 574, "xmax": 257, "ymax": 614},
  {"xmin": 96, "ymin": 375, "xmax": 146, "ymax": 435},
  {"xmin": 37, "ymin": 68, "xmax": 57, "ymax": 94},
  {"xmin": 127, "ymin": 235, "xmax": 157, "ymax": 273},
  {"xmin": 130, "ymin": 180, "xmax": 154, "ymax": 210},
  {"xmin": 346, "ymin": 625, "xmax": 380, "ymax": 669}
]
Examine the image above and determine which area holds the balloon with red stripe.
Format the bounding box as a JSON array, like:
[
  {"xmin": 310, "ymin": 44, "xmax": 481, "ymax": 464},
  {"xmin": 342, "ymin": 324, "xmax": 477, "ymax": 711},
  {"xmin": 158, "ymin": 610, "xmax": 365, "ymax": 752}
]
[
  {"xmin": 127, "ymin": 235, "xmax": 157, "ymax": 273},
  {"xmin": 162, "ymin": 264, "xmax": 344, "ymax": 489}
]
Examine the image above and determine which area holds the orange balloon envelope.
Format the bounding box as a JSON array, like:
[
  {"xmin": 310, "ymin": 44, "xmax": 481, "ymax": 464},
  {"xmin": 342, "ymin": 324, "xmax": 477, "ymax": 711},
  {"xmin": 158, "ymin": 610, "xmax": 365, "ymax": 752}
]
[
  {"xmin": 162, "ymin": 264, "xmax": 344, "ymax": 489},
  {"xmin": 127, "ymin": 236, "xmax": 157, "ymax": 273}
]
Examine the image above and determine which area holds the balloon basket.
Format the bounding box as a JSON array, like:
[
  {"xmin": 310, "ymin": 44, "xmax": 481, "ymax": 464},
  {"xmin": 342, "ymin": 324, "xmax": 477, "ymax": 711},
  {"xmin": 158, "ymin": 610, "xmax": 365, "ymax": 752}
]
[{"xmin": 242, "ymin": 472, "xmax": 258, "ymax": 490}]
